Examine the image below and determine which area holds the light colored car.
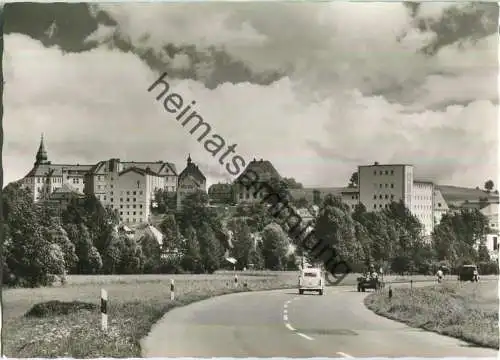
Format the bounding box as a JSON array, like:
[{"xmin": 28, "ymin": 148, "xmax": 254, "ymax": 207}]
[{"xmin": 298, "ymin": 267, "xmax": 324, "ymax": 295}]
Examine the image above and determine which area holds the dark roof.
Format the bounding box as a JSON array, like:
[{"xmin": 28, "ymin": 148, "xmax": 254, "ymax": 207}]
[
  {"xmin": 208, "ymin": 183, "xmax": 232, "ymax": 194},
  {"xmin": 179, "ymin": 156, "xmax": 206, "ymax": 183},
  {"xmin": 119, "ymin": 166, "xmax": 158, "ymax": 177},
  {"xmin": 289, "ymin": 187, "xmax": 344, "ymax": 202},
  {"xmin": 235, "ymin": 159, "xmax": 281, "ymax": 183},
  {"xmin": 88, "ymin": 159, "xmax": 177, "ymax": 176},
  {"xmin": 24, "ymin": 163, "xmax": 94, "ymax": 178}
]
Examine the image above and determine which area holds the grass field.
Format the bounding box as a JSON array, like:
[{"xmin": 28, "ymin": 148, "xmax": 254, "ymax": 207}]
[
  {"xmin": 2, "ymin": 271, "xmax": 441, "ymax": 358},
  {"xmin": 365, "ymin": 279, "xmax": 499, "ymax": 349}
]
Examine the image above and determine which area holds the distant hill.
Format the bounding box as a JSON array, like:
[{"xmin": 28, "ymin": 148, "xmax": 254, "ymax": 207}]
[{"xmin": 437, "ymin": 185, "xmax": 499, "ymax": 206}]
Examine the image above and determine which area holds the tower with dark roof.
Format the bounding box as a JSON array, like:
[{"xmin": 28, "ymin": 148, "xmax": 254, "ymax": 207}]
[
  {"xmin": 35, "ymin": 133, "xmax": 49, "ymax": 165},
  {"xmin": 176, "ymin": 155, "xmax": 207, "ymax": 209}
]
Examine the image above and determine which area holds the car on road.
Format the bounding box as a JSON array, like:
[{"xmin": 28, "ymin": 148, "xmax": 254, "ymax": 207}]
[
  {"xmin": 458, "ymin": 264, "xmax": 479, "ymax": 282},
  {"xmin": 357, "ymin": 275, "xmax": 383, "ymax": 292},
  {"xmin": 298, "ymin": 267, "xmax": 324, "ymax": 295}
]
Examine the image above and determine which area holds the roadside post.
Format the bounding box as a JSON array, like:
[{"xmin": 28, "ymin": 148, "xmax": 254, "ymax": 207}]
[
  {"xmin": 170, "ymin": 279, "xmax": 175, "ymax": 301},
  {"xmin": 101, "ymin": 289, "xmax": 108, "ymax": 331},
  {"xmin": 225, "ymin": 257, "xmax": 237, "ymax": 287}
]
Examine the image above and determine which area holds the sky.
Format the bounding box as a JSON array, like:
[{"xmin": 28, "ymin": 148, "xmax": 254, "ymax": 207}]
[{"xmin": 3, "ymin": 2, "xmax": 499, "ymax": 189}]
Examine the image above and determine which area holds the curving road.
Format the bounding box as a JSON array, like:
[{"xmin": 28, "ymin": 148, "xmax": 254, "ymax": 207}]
[{"xmin": 141, "ymin": 285, "xmax": 498, "ymax": 358}]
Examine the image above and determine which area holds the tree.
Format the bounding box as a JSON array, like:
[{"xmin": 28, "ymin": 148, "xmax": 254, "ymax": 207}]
[
  {"xmin": 118, "ymin": 235, "xmax": 145, "ymax": 274},
  {"xmin": 101, "ymin": 229, "xmax": 123, "ymax": 274},
  {"xmin": 292, "ymin": 197, "xmax": 310, "ymax": 209},
  {"xmin": 47, "ymin": 224, "xmax": 78, "ymax": 273},
  {"xmin": 484, "ymin": 180, "xmax": 494, "ymax": 192},
  {"xmin": 198, "ymin": 222, "xmax": 224, "ymax": 273},
  {"xmin": 159, "ymin": 214, "xmax": 183, "ymax": 255},
  {"xmin": 181, "ymin": 226, "xmax": 203, "ymax": 273},
  {"xmin": 140, "ymin": 232, "xmax": 162, "ymax": 274},
  {"xmin": 261, "ymin": 222, "xmax": 289, "ymax": 270},
  {"xmin": 282, "ymin": 177, "xmax": 304, "ymax": 189},
  {"xmin": 312, "ymin": 189, "xmax": 321, "ymax": 206},
  {"xmin": 228, "ymin": 218, "xmax": 254, "ymax": 269},
  {"xmin": 73, "ymin": 224, "xmax": 102, "ymax": 274},
  {"xmin": 248, "ymin": 246, "xmax": 264, "ymax": 270},
  {"xmin": 2, "ymin": 182, "xmax": 64, "ymax": 286},
  {"xmin": 348, "ymin": 172, "xmax": 358, "ymax": 188}
]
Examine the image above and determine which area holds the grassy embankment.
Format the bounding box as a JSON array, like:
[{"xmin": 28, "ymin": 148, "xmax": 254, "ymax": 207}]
[
  {"xmin": 3, "ymin": 271, "xmax": 437, "ymax": 358},
  {"xmin": 365, "ymin": 278, "xmax": 499, "ymax": 349}
]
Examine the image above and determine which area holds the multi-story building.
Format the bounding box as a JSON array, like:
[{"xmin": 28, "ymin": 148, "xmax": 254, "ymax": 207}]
[
  {"xmin": 358, "ymin": 162, "xmax": 413, "ymax": 212},
  {"xmin": 481, "ymin": 203, "xmax": 499, "ymax": 260},
  {"xmin": 176, "ymin": 155, "xmax": 207, "ymax": 210},
  {"xmin": 340, "ymin": 187, "xmax": 360, "ymax": 212},
  {"xmin": 20, "ymin": 135, "xmax": 209, "ymax": 226},
  {"xmin": 22, "ymin": 135, "xmax": 92, "ymax": 201},
  {"xmin": 233, "ymin": 158, "xmax": 281, "ymax": 203},
  {"xmin": 433, "ymin": 188, "xmax": 449, "ymax": 227},
  {"xmin": 357, "ymin": 162, "xmax": 436, "ymax": 236},
  {"xmin": 411, "ymin": 180, "xmax": 435, "ymax": 236}
]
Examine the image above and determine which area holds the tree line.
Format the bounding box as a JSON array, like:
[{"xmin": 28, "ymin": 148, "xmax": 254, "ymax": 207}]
[{"xmin": 2, "ymin": 178, "xmax": 497, "ymax": 288}]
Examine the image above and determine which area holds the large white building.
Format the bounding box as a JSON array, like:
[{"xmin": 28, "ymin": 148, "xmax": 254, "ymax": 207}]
[
  {"xmin": 480, "ymin": 203, "xmax": 499, "ymax": 260},
  {"xmin": 358, "ymin": 162, "xmax": 435, "ymax": 236},
  {"xmin": 20, "ymin": 135, "xmax": 206, "ymax": 226}
]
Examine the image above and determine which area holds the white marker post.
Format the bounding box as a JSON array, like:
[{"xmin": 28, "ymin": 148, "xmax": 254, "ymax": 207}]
[
  {"xmin": 234, "ymin": 273, "xmax": 238, "ymax": 288},
  {"xmin": 101, "ymin": 289, "xmax": 108, "ymax": 331},
  {"xmin": 170, "ymin": 279, "xmax": 175, "ymax": 301}
]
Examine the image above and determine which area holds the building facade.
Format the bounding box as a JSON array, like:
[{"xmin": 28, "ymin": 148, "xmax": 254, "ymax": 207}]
[
  {"xmin": 340, "ymin": 187, "xmax": 359, "ymax": 212},
  {"xmin": 411, "ymin": 180, "xmax": 435, "ymax": 236},
  {"xmin": 22, "ymin": 135, "xmax": 92, "ymax": 201},
  {"xmin": 233, "ymin": 159, "xmax": 281, "ymax": 203},
  {"xmin": 20, "ymin": 136, "xmax": 210, "ymax": 226},
  {"xmin": 480, "ymin": 203, "xmax": 499, "ymax": 260},
  {"xmin": 176, "ymin": 155, "xmax": 207, "ymax": 210},
  {"xmin": 358, "ymin": 163, "xmax": 413, "ymax": 212},
  {"xmin": 433, "ymin": 188, "xmax": 449, "ymax": 227}
]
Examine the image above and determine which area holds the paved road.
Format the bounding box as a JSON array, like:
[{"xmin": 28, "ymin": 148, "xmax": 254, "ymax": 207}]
[{"xmin": 141, "ymin": 285, "xmax": 499, "ymax": 358}]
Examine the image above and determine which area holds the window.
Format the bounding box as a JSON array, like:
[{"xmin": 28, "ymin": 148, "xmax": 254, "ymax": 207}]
[
  {"xmin": 385, "ymin": 170, "xmax": 388, "ymax": 175},
  {"xmin": 127, "ymin": 198, "xmax": 130, "ymax": 202},
  {"xmin": 385, "ymin": 183, "xmax": 388, "ymax": 188},
  {"xmin": 120, "ymin": 198, "xmax": 123, "ymax": 202},
  {"xmin": 493, "ymin": 237, "xmax": 498, "ymax": 251},
  {"xmin": 133, "ymin": 212, "xmax": 136, "ymax": 215},
  {"xmin": 120, "ymin": 211, "xmax": 123, "ymax": 215},
  {"xmin": 120, "ymin": 205, "xmax": 123, "ymax": 209},
  {"xmin": 104, "ymin": 196, "xmax": 107, "ymax": 201},
  {"xmin": 133, "ymin": 198, "xmax": 136, "ymax": 202},
  {"xmin": 379, "ymin": 184, "xmax": 383, "ymax": 188},
  {"xmin": 385, "ymin": 194, "xmax": 388, "ymax": 199},
  {"xmin": 379, "ymin": 171, "xmax": 383, "ymax": 175},
  {"xmin": 391, "ymin": 183, "xmax": 394, "ymax": 188},
  {"xmin": 373, "ymin": 204, "xmax": 377, "ymax": 209},
  {"xmin": 379, "ymin": 195, "xmax": 382, "ymax": 199},
  {"xmin": 133, "ymin": 191, "xmax": 137, "ymax": 195},
  {"xmin": 390, "ymin": 170, "xmax": 394, "ymax": 175},
  {"xmin": 110, "ymin": 192, "xmax": 113, "ymax": 196},
  {"xmin": 140, "ymin": 211, "xmax": 143, "ymax": 215},
  {"xmin": 140, "ymin": 204, "xmax": 143, "ymax": 208},
  {"xmin": 140, "ymin": 191, "xmax": 143, "ymax": 195},
  {"xmin": 111, "ymin": 198, "xmax": 114, "ymax": 203},
  {"xmin": 127, "ymin": 191, "xmax": 130, "ymax": 195},
  {"xmin": 373, "ymin": 171, "xmax": 377, "ymax": 175}
]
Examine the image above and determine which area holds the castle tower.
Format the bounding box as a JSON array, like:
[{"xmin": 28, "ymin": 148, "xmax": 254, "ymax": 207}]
[{"xmin": 35, "ymin": 133, "xmax": 49, "ymax": 165}]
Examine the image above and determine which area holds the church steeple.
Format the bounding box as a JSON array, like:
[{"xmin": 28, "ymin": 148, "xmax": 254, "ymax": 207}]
[
  {"xmin": 35, "ymin": 133, "xmax": 49, "ymax": 165},
  {"xmin": 187, "ymin": 153, "xmax": 192, "ymax": 165}
]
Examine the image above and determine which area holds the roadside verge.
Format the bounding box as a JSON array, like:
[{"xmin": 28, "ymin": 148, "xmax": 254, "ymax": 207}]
[{"xmin": 364, "ymin": 279, "xmax": 499, "ymax": 349}]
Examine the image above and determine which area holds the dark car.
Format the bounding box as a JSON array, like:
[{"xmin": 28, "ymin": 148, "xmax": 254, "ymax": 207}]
[
  {"xmin": 357, "ymin": 275, "xmax": 383, "ymax": 292},
  {"xmin": 458, "ymin": 264, "xmax": 479, "ymax": 282}
]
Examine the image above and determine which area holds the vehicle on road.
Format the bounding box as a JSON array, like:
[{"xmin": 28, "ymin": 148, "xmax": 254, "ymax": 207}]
[
  {"xmin": 298, "ymin": 267, "xmax": 324, "ymax": 295},
  {"xmin": 357, "ymin": 275, "xmax": 383, "ymax": 292},
  {"xmin": 458, "ymin": 264, "xmax": 479, "ymax": 282}
]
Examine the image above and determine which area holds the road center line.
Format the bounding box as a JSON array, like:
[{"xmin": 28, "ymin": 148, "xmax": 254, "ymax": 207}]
[
  {"xmin": 283, "ymin": 314, "xmax": 288, "ymax": 321},
  {"xmin": 296, "ymin": 332, "xmax": 314, "ymax": 341},
  {"xmin": 336, "ymin": 351, "xmax": 354, "ymax": 358},
  {"xmin": 285, "ymin": 323, "xmax": 295, "ymax": 331}
]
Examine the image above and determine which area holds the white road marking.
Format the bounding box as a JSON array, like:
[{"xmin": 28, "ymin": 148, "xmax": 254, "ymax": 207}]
[
  {"xmin": 283, "ymin": 314, "xmax": 288, "ymax": 321},
  {"xmin": 285, "ymin": 323, "xmax": 295, "ymax": 331},
  {"xmin": 336, "ymin": 351, "xmax": 354, "ymax": 358},
  {"xmin": 296, "ymin": 332, "xmax": 314, "ymax": 340},
  {"xmin": 283, "ymin": 309, "xmax": 288, "ymax": 314}
]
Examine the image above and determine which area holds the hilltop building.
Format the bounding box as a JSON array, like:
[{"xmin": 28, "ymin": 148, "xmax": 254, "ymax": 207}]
[
  {"xmin": 20, "ymin": 135, "xmax": 206, "ymax": 226},
  {"xmin": 176, "ymin": 155, "xmax": 207, "ymax": 210},
  {"xmin": 233, "ymin": 158, "xmax": 281, "ymax": 203}
]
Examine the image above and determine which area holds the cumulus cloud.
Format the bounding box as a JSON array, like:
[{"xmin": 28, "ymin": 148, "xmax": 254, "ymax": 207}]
[{"xmin": 3, "ymin": 2, "xmax": 498, "ymax": 190}]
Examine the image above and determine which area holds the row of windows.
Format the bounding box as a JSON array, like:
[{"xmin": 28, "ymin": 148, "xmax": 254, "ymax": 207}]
[
  {"xmin": 119, "ymin": 211, "xmax": 143, "ymax": 216},
  {"xmin": 373, "ymin": 169, "xmax": 395, "ymax": 176},
  {"xmin": 119, "ymin": 204, "xmax": 143, "ymax": 209},
  {"xmin": 373, "ymin": 194, "xmax": 396, "ymax": 200},
  {"xmin": 373, "ymin": 183, "xmax": 395, "ymax": 189},
  {"xmin": 122, "ymin": 217, "xmax": 142, "ymax": 223}
]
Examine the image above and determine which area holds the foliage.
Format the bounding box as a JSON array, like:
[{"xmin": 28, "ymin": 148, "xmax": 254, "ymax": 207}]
[
  {"xmin": 484, "ymin": 179, "xmax": 494, "ymax": 192},
  {"xmin": 227, "ymin": 218, "xmax": 254, "ymax": 269},
  {"xmin": 348, "ymin": 172, "xmax": 358, "ymax": 188},
  {"xmin": 261, "ymin": 222, "xmax": 289, "ymax": 270}
]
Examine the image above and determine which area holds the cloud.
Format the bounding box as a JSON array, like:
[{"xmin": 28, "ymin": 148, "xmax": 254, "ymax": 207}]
[{"xmin": 3, "ymin": 2, "xmax": 498, "ymax": 190}]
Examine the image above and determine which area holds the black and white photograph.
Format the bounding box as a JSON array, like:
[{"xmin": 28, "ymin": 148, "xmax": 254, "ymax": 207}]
[{"xmin": 1, "ymin": 1, "xmax": 499, "ymax": 358}]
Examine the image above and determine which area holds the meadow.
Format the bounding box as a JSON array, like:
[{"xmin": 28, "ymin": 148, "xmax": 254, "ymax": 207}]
[
  {"xmin": 365, "ymin": 278, "xmax": 499, "ymax": 349},
  {"xmin": 2, "ymin": 271, "xmax": 439, "ymax": 358}
]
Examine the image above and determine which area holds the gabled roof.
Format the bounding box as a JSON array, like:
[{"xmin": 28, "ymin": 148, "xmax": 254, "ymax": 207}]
[
  {"xmin": 178, "ymin": 156, "xmax": 206, "ymax": 183},
  {"xmin": 24, "ymin": 163, "xmax": 93, "ymax": 178},
  {"xmin": 235, "ymin": 159, "xmax": 281, "ymax": 183},
  {"xmin": 118, "ymin": 166, "xmax": 157, "ymax": 177},
  {"xmin": 88, "ymin": 159, "xmax": 177, "ymax": 176}
]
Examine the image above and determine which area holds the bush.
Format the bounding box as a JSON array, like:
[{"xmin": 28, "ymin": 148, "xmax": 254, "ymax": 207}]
[{"xmin": 25, "ymin": 301, "xmax": 98, "ymax": 318}]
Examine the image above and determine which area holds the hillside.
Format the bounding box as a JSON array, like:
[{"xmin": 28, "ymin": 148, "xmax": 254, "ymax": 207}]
[{"xmin": 437, "ymin": 185, "xmax": 499, "ymax": 205}]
